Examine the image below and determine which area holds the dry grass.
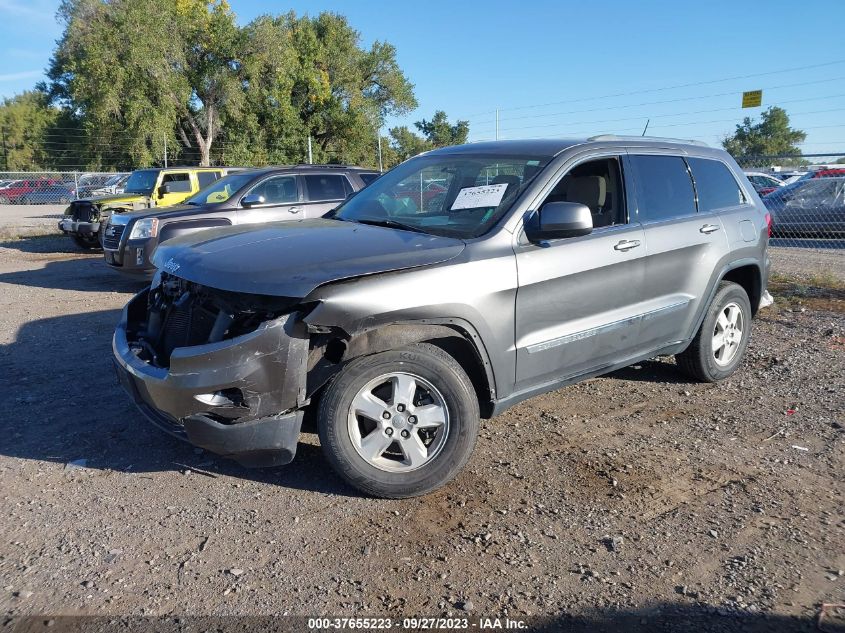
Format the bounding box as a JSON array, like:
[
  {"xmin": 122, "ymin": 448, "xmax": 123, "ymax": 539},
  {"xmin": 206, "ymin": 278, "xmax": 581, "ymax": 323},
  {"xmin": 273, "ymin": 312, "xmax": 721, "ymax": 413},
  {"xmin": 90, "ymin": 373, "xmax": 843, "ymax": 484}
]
[
  {"xmin": 768, "ymin": 270, "xmax": 845, "ymax": 313},
  {"xmin": 0, "ymin": 226, "xmax": 60, "ymax": 241}
]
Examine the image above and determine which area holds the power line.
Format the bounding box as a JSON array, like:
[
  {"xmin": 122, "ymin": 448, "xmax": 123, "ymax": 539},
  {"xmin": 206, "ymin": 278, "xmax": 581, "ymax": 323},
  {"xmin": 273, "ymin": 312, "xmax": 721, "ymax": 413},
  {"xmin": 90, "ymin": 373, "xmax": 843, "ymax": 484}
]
[
  {"xmin": 470, "ymin": 76, "xmax": 845, "ymax": 129},
  {"xmin": 492, "ymin": 97, "xmax": 845, "ymax": 135},
  {"xmin": 459, "ymin": 58, "xmax": 845, "ymax": 119}
]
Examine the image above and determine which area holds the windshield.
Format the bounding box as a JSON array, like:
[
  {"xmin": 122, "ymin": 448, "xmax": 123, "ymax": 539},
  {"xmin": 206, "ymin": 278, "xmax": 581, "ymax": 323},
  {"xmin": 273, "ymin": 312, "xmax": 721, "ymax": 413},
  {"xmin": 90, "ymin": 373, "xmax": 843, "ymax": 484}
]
[
  {"xmin": 184, "ymin": 171, "xmax": 256, "ymax": 205},
  {"xmin": 333, "ymin": 153, "xmax": 552, "ymax": 238},
  {"xmin": 124, "ymin": 170, "xmax": 160, "ymax": 194}
]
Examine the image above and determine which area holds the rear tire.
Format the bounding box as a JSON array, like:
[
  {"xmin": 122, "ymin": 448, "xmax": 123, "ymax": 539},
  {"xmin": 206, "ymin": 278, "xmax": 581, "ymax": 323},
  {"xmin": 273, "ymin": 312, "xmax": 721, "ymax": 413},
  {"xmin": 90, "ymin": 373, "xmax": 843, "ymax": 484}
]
[
  {"xmin": 72, "ymin": 234, "xmax": 101, "ymax": 250},
  {"xmin": 676, "ymin": 281, "xmax": 752, "ymax": 382},
  {"xmin": 318, "ymin": 343, "xmax": 480, "ymax": 498}
]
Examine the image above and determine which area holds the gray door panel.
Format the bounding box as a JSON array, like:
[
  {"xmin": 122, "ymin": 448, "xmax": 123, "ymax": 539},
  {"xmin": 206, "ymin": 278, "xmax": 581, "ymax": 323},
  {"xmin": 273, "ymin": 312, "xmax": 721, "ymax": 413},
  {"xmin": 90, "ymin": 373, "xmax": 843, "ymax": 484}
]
[
  {"xmin": 299, "ymin": 201, "xmax": 342, "ymax": 219},
  {"xmin": 514, "ymin": 224, "xmax": 646, "ymax": 390},
  {"xmin": 236, "ymin": 175, "xmax": 304, "ymax": 224},
  {"xmin": 638, "ymin": 213, "xmax": 730, "ymax": 348}
]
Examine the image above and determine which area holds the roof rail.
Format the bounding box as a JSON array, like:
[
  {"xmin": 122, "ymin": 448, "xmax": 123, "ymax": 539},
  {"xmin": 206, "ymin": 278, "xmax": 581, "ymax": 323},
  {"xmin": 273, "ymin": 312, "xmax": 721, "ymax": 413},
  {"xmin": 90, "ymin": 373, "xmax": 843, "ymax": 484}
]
[{"xmin": 588, "ymin": 134, "xmax": 710, "ymax": 147}]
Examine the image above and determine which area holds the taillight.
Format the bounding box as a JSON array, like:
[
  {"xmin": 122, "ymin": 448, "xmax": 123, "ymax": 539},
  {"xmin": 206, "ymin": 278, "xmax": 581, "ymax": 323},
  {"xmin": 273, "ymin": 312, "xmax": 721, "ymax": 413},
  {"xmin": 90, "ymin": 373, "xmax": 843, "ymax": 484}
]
[{"xmin": 764, "ymin": 212, "xmax": 772, "ymax": 238}]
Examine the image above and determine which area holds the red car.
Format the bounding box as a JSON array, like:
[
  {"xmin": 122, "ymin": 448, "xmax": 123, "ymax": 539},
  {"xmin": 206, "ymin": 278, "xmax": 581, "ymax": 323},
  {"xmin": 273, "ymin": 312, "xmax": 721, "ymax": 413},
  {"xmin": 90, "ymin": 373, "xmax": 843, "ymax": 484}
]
[
  {"xmin": 0, "ymin": 178, "xmax": 58, "ymax": 204},
  {"xmin": 811, "ymin": 168, "xmax": 845, "ymax": 179}
]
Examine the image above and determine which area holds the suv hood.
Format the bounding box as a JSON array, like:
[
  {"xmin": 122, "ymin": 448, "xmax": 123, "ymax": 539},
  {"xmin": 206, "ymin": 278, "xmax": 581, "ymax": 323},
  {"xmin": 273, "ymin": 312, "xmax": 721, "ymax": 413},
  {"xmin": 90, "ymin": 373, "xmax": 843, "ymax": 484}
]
[
  {"xmin": 78, "ymin": 192, "xmax": 151, "ymax": 207},
  {"xmin": 152, "ymin": 219, "xmax": 466, "ymax": 298}
]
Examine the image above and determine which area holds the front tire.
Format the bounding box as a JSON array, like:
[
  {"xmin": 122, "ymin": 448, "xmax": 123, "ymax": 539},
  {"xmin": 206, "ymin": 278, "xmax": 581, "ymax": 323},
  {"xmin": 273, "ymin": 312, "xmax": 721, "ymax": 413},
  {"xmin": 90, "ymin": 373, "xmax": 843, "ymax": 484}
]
[
  {"xmin": 318, "ymin": 343, "xmax": 480, "ymax": 498},
  {"xmin": 676, "ymin": 281, "xmax": 752, "ymax": 382}
]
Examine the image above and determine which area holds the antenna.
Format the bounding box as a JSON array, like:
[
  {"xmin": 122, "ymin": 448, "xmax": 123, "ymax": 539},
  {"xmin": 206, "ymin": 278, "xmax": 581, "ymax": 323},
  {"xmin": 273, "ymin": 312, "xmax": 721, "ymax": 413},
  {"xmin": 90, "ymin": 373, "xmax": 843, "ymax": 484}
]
[{"xmin": 641, "ymin": 119, "xmax": 650, "ymax": 136}]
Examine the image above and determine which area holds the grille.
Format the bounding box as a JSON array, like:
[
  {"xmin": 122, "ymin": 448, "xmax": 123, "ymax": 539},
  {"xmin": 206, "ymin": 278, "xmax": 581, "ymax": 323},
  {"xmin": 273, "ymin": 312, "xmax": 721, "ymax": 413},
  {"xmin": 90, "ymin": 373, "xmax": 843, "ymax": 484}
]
[
  {"xmin": 158, "ymin": 301, "xmax": 216, "ymax": 365},
  {"xmin": 71, "ymin": 202, "xmax": 98, "ymax": 222},
  {"xmin": 102, "ymin": 224, "xmax": 125, "ymax": 250}
]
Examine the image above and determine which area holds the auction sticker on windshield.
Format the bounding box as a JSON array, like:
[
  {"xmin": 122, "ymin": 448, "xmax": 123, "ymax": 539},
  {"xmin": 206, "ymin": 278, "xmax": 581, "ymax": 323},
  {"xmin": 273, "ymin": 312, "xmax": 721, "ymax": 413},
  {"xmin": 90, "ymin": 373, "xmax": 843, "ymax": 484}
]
[{"xmin": 450, "ymin": 183, "xmax": 508, "ymax": 210}]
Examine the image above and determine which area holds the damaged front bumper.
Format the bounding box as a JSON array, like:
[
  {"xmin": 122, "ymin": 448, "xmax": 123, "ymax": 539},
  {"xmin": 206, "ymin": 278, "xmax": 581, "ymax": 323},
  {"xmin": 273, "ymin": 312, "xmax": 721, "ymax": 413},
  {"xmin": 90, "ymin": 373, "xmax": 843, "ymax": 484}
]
[
  {"xmin": 113, "ymin": 289, "xmax": 309, "ymax": 467},
  {"xmin": 58, "ymin": 218, "xmax": 98, "ymax": 236}
]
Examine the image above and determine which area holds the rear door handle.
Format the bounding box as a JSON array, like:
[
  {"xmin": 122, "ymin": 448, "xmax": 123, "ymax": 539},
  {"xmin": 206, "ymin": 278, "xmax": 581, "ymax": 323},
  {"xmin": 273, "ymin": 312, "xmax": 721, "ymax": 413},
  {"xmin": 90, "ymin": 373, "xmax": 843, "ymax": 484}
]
[
  {"xmin": 700, "ymin": 223, "xmax": 720, "ymax": 234},
  {"xmin": 288, "ymin": 206, "xmax": 301, "ymax": 214},
  {"xmin": 614, "ymin": 239, "xmax": 641, "ymax": 251}
]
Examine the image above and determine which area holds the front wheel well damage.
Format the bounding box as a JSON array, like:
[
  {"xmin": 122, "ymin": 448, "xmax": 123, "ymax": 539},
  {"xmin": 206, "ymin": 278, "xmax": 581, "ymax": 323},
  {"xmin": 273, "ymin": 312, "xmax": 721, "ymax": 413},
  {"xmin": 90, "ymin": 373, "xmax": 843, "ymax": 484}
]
[{"xmin": 305, "ymin": 323, "xmax": 495, "ymax": 418}]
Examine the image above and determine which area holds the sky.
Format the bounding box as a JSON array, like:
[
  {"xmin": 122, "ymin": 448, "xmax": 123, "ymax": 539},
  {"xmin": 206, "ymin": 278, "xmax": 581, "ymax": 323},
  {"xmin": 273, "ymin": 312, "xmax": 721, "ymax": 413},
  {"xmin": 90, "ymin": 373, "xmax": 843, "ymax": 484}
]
[{"xmin": 1, "ymin": 0, "xmax": 844, "ymax": 155}]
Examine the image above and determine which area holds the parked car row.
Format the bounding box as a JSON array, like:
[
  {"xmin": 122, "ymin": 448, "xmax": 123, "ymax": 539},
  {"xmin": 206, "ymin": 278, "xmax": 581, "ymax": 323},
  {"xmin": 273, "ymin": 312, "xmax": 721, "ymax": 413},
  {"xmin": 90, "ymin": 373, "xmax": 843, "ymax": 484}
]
[
  {"xmin": 101, "ymin": 165, "xmax": 379, "ymax": 275},
  {"xmin": 97, "ymin": 137, "xmax": 772, "ymax": 498},
  {"xmin": 0, "ymin": 172, "xmax": 131, "ymax": 204},
  {"xmin": 59, "ymin": 167, "xmax": 236, "ymax": 248},
  {"xmin": 762, "ymin": 176, "xmax": 845, "ymax": 237}
]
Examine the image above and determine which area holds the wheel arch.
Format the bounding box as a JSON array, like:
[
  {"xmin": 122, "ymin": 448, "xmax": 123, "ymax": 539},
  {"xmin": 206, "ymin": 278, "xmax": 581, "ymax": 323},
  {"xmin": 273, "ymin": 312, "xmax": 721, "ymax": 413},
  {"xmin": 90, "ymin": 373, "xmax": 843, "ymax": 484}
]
[
  {"xmin": 306, "ymin": 320, "xmax": 497, "ymax": 418},
  {"xmin": 720, "ymin": 262, "xmax": 762, "ymax": 316},
  {"xmin": 685, "ymin": 258, "xmax": 763, "ymax": 348}
]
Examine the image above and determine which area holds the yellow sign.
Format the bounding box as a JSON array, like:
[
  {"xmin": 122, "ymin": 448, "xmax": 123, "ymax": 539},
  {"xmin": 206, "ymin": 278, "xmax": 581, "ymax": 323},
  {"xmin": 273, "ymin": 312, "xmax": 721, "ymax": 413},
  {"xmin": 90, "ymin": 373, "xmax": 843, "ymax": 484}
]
[{"xmin": 742, "ymin": 90, "xmax": 763, "ymax": 108}]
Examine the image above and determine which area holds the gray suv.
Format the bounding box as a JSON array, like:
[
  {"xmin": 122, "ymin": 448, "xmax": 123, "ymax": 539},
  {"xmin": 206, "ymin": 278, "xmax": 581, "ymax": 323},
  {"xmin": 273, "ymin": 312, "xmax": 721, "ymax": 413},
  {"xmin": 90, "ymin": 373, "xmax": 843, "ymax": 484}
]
[
  {"xmin": 102, "ymin": 166, "xmax": 380, "ymax": 276},
  {"xmin": 113, "ymin": 136, "xmax": 771, "ymax": 498}
]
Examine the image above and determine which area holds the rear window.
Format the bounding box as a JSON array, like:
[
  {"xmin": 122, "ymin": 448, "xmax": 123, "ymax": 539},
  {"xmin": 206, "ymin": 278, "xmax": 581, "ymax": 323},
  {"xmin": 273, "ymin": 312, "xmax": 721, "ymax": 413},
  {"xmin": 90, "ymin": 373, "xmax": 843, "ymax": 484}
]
[
  {"xmin": 629, "ymin": 155, "xmax": 697, "ymax": 222},
  {"xmin": 687, "ymin": 158, "xmax": 746, "ymax": 212},
  {"xmin": 359, "ymin": 173, "xmax": 381, "ymax": 185},
  {"xmin": 196, "ymin": 172, "xmax": 220, "ymax": 189},
  {"xmin": 304, "ymin": 174, "xmax": 348, "ymax": 201}
]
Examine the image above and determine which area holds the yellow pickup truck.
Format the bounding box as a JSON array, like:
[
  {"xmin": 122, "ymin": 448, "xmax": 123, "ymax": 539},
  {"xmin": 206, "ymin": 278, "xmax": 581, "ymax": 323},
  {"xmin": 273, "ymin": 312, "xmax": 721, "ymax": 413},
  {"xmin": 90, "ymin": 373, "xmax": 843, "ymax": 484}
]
[{"xmin": 59, "ymin": 166, "xmax": 234, "ymax": 249}]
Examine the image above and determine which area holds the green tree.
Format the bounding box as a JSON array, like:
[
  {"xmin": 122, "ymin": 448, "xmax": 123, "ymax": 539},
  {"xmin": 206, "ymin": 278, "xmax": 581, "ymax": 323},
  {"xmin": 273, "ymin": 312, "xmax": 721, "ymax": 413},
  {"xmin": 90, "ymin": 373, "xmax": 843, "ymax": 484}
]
[
  {"xmin": 284, "ymin": 12, "xmax": 416, "ymax": 166},
  {"xmin": 387, "ymin": 125, "xmax": 430, "ymax": 164},
  {"xmin": 722, "ymin": 106, "xmax": 807, "ymax": 159},
  {"xmin": 45, "ymin": 3, "xmax": 417, "ymax": 169},
  {"xmin": 385, "ymin": 111, "xmax": 470, "ymax": 167},
  {"xmin": 47, "ymin": 0, "xmax": 245, "ymax": 167},
  {"xmin": 0, "ymin": 91, "xmax": 59, "ymax": 170},
  {"xmin": 415, "ymin": 110, "xmax": 469, "ymax": 147}
]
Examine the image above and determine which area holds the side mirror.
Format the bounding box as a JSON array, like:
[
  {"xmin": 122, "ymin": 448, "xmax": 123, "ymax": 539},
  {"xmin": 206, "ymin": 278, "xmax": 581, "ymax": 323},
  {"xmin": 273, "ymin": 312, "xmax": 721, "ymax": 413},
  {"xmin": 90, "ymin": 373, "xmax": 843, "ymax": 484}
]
[
  {"xmin": 524, "ymin": 201, "xmax": 593, "ymax": 242},
  {"xmin": 241, "ymin": 194, "xmax": 266, "ymax": 208},
  {"xmin": 158, "ymin": 184, "xmax": 171, "ymax": 197}
]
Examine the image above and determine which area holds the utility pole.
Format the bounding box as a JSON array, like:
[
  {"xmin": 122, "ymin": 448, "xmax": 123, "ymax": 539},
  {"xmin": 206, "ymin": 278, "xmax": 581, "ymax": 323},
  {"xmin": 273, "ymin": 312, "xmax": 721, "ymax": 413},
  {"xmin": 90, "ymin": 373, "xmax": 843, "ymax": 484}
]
[
  {"xmin": 307, "ymin": 136, "xmax": 313, "ymax": 165},
  {"xmin": 377, "ymin": 134, "xmax": 383, "ymax": 172},
  {"xmin": 163, "ymin": 135, "xmax": 168, "ymax": 168},
  {"xmin": 495, "ymin": 109, "xmax": 499, "ymax": 141},
  {"xmin": 1, "ymin": 126, "xmax": 7, "ymax": 171}
]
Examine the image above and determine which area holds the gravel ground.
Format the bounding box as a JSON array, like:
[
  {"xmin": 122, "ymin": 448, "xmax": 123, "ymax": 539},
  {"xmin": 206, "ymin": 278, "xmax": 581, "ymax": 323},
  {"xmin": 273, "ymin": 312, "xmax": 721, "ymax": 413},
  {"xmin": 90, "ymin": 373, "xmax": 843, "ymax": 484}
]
[
  {"xmin": 0, "ymin": 234, "xmax": 843, "ymax": 633},
  {"xmin": 0, "ymin": 204, "xmax": 65, "ymax": 239}
]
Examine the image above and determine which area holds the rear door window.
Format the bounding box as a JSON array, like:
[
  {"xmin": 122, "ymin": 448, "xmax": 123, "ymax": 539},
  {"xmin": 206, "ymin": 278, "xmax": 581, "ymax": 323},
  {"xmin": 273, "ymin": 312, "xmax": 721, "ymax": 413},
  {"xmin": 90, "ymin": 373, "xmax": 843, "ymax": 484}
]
[
  {"xmin": 304, "ymin": 174, "xmax": 349, "ymax": 201},
  {"xmin": 196, "ymin": 171, "xmax": 220, "ymax": 189},
  {"xmin": 687, "ymin": 158, "xmax": 746, "ymax": 212},
  {"xmin": 629, "ymin": 155, "xmax": 697, "ymax": 222}
]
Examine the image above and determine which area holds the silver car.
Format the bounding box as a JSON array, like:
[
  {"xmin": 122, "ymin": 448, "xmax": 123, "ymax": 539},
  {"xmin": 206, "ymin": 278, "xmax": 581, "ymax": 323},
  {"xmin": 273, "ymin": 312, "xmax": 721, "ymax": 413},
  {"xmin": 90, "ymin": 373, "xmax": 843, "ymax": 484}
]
[{"xmin": 113, "ymin": 136, "xmax": 771, "ymax": 498}]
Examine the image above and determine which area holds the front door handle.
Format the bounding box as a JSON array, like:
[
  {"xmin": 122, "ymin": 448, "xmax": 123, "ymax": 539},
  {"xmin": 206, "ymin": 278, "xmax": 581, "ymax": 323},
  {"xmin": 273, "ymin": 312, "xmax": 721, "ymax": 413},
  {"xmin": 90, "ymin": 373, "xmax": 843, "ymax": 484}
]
[
  {"xmin": 288, "ymin": 207, "xmax": 301, "ymax": 214},
  {"xmin": 700, "ymin": 223, "xmax": 720, "ymax": 234},
  {"xmin": 614, "ymin": 239, "xmax": 641, "ymax": 252}
]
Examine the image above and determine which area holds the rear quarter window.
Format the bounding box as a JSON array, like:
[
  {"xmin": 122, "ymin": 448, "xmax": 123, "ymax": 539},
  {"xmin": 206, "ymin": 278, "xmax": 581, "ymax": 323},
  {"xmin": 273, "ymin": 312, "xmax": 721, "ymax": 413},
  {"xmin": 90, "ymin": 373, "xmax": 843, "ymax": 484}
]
[
  {"xmin": 687, "ymin": 158, "xmax": 746, "ymax": 212},
  {"xmin": 629, "ymin": 155, "xmax": 697, "ymax": 222},
  {"xmin": 304, "ymin": 174, "xmax": 349, "ymax": 201}
]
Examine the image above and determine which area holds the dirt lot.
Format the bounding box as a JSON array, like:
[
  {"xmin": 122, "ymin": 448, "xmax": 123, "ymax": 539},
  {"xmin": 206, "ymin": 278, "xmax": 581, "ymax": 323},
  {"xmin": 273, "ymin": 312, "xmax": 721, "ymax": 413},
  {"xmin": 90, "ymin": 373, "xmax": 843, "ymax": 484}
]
[{"xmin": 0, "ymin": 230, "xmax": 843, "ymax": 632}]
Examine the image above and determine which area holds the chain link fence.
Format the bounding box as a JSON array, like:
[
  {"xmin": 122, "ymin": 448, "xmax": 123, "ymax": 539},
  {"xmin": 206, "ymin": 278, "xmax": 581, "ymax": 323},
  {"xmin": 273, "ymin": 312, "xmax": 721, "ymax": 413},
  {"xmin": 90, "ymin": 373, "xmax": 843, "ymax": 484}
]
[
  {"xmin": 0, "ymin": 171, "xmax": 129, "ymax": 205},
  {"xmin": 2, "ymin": 153, "xmax": 844, "ymax": 250},
  {"xmin": 735, "ymin": 153, "xmax": 845, "ymax": 249}
]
